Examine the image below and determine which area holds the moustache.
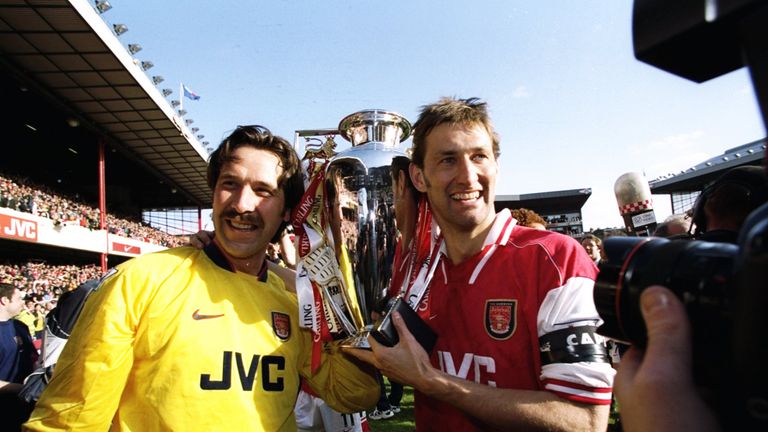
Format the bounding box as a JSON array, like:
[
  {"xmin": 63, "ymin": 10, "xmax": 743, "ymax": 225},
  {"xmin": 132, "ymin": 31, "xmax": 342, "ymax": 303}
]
[{"xmin": 222, "ymin": 210, "xmax": 262, "ymax": 226}]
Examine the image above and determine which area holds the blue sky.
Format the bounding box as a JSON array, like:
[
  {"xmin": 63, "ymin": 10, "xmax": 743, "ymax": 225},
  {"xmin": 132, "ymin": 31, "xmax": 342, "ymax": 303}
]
[{"xmin": 105, "ymin": 0, "xmax": 765, "ymax": 230}]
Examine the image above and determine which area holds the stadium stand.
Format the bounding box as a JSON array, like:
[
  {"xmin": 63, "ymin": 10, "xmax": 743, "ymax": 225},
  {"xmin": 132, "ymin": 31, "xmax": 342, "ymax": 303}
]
[
  {"xmin": 0, "ymin": 262, "xmax": 102, "ymax": 303},
  {"xmin": 0, "ymin": 2, "xmax": 209, "ymax": 318},
  {"xmin": 1, "ymin": 174, "xmax": 186, "ymax": 248}
]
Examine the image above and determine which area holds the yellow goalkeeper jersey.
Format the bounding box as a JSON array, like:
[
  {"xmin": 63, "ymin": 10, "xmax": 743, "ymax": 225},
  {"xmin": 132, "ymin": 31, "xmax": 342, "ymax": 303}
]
[{"xmin": 24, "ymin": 243, "xmax": 377, "ymax": 431}]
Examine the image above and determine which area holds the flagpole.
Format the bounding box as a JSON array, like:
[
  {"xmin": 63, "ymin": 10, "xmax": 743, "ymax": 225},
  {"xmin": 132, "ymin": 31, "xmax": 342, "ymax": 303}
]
[{"xmin": 179, "ymin": 82, "xmax": 184, "ymax": 114}]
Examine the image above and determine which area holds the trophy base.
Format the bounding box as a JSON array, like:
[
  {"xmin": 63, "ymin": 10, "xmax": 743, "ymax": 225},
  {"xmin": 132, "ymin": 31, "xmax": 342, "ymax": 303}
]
[
  {"xmin": 337, "ymin": 298, "xmax": 437, "ymax": 354},
  {"xmin": 339, "ymin": 330, "xmax": 373, "ymax": 350}
]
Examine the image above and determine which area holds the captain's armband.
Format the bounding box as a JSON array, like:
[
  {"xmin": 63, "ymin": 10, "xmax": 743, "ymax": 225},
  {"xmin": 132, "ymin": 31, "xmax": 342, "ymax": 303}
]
[{"xmin": 539, "ymin": 325, "xmax": 610, "ymax": 365}]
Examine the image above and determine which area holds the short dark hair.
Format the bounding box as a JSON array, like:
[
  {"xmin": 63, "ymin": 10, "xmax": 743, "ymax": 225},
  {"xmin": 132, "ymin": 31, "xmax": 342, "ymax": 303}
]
[
  {"xmin": 411, "ymin": 97, "xmax": 501, "ymax": 167},
  {"xmin": 207, "ymin": 125, "xmax": 304, "ymax": 214},
  {"xmin": 392, "ymin": 155, "xmax": 419, "ymax": 207},
  {"xmin": 0, "ymin": 283, "xmax": 16, "ymax": 301},
  {"xmin": 391, "ymin": 156, "xmax": 415, "ymax": 190}
]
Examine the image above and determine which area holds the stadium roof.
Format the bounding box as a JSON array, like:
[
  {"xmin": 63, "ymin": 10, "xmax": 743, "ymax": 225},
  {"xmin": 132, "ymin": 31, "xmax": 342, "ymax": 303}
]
[
  {"xmin": 0, "ymin": 0, "xmax": 211, "ymax": 207},
  {"xmin": 649, "ymin": 138, "xmax": 766, "ymax": 193},
  {"xmin": 495, "ymin": 188, "xmax": 592, "ymax": 214}
]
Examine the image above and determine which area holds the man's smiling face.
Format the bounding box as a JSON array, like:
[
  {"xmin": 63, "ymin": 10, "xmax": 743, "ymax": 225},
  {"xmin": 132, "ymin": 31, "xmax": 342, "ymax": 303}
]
[
  {"xmin": 411, "ymin": 122, "xmax": 498, "ymax": 238},
  {"xmin": 212, "ymin": 146, "xmax": 288, "ymax": 261}
]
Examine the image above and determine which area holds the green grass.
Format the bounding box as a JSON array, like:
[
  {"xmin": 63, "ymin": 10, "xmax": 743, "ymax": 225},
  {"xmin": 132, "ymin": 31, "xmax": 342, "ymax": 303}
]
[{"xmin": 368, "ymin": 379, "xmax": 416, "ymax": 431}]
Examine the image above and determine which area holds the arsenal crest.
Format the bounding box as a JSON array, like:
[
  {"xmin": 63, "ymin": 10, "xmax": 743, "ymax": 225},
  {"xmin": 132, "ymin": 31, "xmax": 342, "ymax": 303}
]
[
  {"xmin": 485, "ymin": 300, "xmax": 517, "ymax": 340},
  {"xmin": 272, "ymin": 311, "xmax": 291, "ymax": 341}
]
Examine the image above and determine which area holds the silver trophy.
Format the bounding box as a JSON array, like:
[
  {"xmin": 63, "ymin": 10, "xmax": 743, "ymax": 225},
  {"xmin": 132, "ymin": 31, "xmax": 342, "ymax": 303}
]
[{"xmin": 324, "ymin": 109, "xmax": 412, "ymax": 348}]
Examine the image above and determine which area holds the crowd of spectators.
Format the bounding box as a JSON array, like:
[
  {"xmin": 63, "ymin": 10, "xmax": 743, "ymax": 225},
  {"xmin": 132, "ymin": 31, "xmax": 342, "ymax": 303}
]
[
  {"xmin": 1, "ymin": 173, "xmax": 186, "ymax": 248},
  {"xmin": 105, "ymin": 214, "xmax": 187, "ymax": 248},
  {"xmin": 0, "ymin": 172, "xmax": 193, "ymax": 336},
  {"xmin": 1, "ymin": 261, "xmax": 104, "ymax": 342},
  {"xmin": 0, "ymin": 261, "xmax": 103, "ymax": 301}
]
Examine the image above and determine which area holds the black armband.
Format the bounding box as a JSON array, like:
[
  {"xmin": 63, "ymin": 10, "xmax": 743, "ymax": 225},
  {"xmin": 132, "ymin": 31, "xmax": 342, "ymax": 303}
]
[{"xmin": 539, "ymin": 325, "xmax": 610, "ymax": 365}]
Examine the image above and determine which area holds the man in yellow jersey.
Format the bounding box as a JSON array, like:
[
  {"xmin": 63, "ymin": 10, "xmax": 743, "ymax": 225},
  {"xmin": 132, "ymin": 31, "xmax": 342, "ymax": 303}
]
[{"xmin": 25, "ymin": 125, "xmax": 378, "ymax": 431}]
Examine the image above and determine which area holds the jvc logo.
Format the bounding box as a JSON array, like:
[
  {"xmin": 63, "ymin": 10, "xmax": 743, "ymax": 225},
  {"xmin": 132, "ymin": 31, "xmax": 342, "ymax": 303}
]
[
  {"xmin": 0, "ymin": 214, "xmax": 38, "ymax": 241},
  {"xmin": 200, "ymin": 351, "xmax": 285, "ymax": 391},
  {"xmin": 437, "ymin": 351, "xmax": 497, "ymax": 387}
]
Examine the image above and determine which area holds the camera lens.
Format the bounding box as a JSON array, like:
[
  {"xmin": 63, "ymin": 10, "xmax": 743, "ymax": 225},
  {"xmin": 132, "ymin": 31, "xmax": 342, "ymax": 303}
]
[{"xmin": 594, "ymin": 236, "xmax": 737, "ymax": 347}]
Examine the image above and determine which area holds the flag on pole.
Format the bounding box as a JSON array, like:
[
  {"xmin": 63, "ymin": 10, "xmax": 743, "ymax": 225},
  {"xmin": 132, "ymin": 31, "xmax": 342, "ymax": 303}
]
[{"xmin": 182, "ymin": 84, "xmax": 200, "ymax": 101}]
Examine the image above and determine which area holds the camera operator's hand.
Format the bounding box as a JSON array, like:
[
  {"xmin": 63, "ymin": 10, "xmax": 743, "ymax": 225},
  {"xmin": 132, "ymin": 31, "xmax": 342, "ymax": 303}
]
[{"xmin": 615, "ymin": 285, "xmax": 720, "ymax": 432}]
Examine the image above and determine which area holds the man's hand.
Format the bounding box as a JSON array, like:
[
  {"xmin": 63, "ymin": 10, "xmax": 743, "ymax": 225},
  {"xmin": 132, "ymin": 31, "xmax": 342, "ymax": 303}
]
[
  {"xmin": 188, "ymin": 230, "xmax": 214, "ymax": 249},
  {"xmin": 615, "ymin": 285, "xmax": 720, "ymax": 432},
  {"xmin": 345, "ymin": 312, "xmax": 436, "ymax": 391}
]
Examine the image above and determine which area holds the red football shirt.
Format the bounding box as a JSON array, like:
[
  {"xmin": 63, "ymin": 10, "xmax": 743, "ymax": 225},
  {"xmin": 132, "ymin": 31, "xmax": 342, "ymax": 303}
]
[{"xmin": 415, "ymin": 209, "xmax": 614, "ymax": 431}]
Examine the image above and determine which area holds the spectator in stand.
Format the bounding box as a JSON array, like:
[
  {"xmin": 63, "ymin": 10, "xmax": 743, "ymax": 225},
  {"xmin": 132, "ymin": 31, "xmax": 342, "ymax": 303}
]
[
  {"xmin": 33, "ymin": 304, "xmax": 45, "ymax": 340},
  {"xmin": 15, "ymin": 301, "xmax": 36, "ymax": 339},
  {"xmin": 510, "ymin": 208, "xmax": 547, "ymax": 230},
  {"xmin": 43, "ymin": 301, "xmax": 56, "ymax": 315},
  {"xmin": 581, "ymin": 234, "xmax": 602, "ymax": 265},
  {"xmin": 653, "ymin": 213, "xmax": 692, "ymax": 238}
]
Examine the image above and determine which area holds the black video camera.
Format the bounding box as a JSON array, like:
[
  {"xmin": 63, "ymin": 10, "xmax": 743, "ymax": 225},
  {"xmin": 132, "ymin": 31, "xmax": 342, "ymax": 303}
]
[
  {"xmin": 595, "ymin": 204, "xmax": 767, "ymax": 426},
  {"xmin": 594, "ymin": 0, "xmax": 768, "ymax": 428}
]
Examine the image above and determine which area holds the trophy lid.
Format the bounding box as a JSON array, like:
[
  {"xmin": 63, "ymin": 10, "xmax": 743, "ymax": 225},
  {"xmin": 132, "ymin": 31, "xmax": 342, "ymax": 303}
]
[{"xmin": 338, "ymin": 109, "xmax": 412, "ymax": 148}]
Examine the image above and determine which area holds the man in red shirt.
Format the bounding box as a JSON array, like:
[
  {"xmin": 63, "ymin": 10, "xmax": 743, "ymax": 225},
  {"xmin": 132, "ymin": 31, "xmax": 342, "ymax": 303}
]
[{"xmin": 349, "ymin": 97, "xmax": 614, "ymax": 431}]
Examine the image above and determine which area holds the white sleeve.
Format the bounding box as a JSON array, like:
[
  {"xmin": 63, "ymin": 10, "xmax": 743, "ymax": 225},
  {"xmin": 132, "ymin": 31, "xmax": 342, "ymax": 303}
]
[
  {"xmin": 537, "ymin": 276, "xmax": 602, "ymax": 335},
  {"xmin": 537, "ymin": 276, "xmax": 615, "ymax": 405}
]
